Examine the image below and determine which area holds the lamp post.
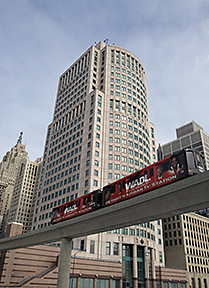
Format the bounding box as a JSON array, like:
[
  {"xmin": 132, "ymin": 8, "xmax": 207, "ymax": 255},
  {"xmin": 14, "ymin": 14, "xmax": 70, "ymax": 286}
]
[
  {"xmin": 145, "ymin": 252, "xmax": 149, "ymax": 288},
  {"xmin": 70, "ymin": 250, "xmax": 80, "ymax": 288}
]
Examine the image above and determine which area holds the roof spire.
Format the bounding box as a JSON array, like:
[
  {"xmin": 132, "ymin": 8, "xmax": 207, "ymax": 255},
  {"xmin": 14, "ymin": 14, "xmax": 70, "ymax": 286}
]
[{"xmin": 17, "ymin": 132, "xmax": 23, "ymax": 144}]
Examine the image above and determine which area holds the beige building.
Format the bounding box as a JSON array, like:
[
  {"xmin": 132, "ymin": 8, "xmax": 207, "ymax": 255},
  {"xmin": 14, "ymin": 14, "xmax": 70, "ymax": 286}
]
[
  {"xmin": 160, "ymin": 121, "xmax": 209, "ymax": 288},
  {"xmin": 32, "ymin": 41, "xmax": 164, "ymax": 287},
  {"xmin": 161, "ymin": 121, "xmax": 209, "ymax": 170},
  {"xmin": 0, "ymin": 133, "xmax": 28, "ymax": 237},
  {"xmin": 0, "ymin": 223, "xmax": 188, "ymax": 288},
  {"xmin": 163, "ymin": 213, "xmax": 209, "ymax": 288},
  {"xmin": 7, "ymin": 157, "xmax": 42, "ymax": 233}
]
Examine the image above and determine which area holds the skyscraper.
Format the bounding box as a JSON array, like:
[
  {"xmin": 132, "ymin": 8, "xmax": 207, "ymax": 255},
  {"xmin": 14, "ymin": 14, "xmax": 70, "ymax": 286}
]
[
  {"xmin": 7, "ymin": 157, "xmax": 42, "ymax": 233},
  {"xmin": 0, "ymin": 133, "xmax": 28, "ymax": 237},
  {"xmin": 33, "ymin": 41, "xmax": 155, "ymax": 229},
  {"xmin": 160, "ymin": 121, "xmax": 209, "ymax": 287},
  {"xmin": 32, "ymin": 41, "xmax": 164, "ymax": 287}
]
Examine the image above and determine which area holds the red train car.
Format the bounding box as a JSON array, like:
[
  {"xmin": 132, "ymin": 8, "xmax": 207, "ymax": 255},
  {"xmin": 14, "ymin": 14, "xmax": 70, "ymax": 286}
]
[
  {"xmin": 51, "ymin": 149, "xmax": 204, "ymax": 224},
  {"xmin": 103, "ymin": 149, "xmax": 205, "ymax": 207},
  {"xmin": 51, "ymin": 189, "xmax": 102, "ymax": 224}
]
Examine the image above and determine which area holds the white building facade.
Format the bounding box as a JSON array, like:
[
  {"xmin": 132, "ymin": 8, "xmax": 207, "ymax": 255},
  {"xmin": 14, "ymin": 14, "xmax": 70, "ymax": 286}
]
[{"xmin": 32, "ymin": 41, "xmax": 164, "ymax": 288}]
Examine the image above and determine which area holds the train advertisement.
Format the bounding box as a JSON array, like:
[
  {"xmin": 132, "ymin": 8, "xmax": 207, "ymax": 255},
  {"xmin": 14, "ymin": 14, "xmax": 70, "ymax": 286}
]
[{"xmin": 103, "ymin": 151, "xmax": 188, "ymax": 207}]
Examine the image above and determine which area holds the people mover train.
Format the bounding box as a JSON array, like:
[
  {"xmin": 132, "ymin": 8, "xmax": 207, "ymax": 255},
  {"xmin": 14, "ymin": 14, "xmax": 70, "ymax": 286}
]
[{"xmin": 51, "ymin": 149, "xmax": 205, "ymax": 224}]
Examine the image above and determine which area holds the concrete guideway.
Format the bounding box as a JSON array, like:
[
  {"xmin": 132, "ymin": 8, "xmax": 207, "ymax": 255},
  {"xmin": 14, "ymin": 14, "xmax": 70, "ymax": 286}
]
[
  {"xmin": 1, "ymin": 170, "xmax": 209, "ymax": 251},
  {"xmin": 1, "ymin": 170, "xmax": 209, "ymax": 288}
]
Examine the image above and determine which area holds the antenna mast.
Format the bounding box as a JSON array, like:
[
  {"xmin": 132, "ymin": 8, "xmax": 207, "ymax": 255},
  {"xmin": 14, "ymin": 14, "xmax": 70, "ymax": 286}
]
[{"xmin": 17, "ymin": 132, "xmax": 23, "ymax": 144}]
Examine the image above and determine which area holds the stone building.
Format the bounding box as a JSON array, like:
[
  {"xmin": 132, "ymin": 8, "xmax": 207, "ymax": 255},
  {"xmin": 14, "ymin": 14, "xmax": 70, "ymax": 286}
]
[
  {"xmin": 0, "ymin": 133, "xmax": 28, "ymax": 237},
  {"xmin": 0, "ymin": 223, "xmax": 188, "ymax": 288},
  {"xmin": 7, "ymin": 157, "xmax": 42, "ymax": 233}
]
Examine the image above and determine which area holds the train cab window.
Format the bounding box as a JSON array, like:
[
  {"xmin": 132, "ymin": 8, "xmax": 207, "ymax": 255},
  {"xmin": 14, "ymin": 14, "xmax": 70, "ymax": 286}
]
[
  {"xmin": 186, "ymin": 151, "xmax": 195, "ymax": 169},
  {"xmin": 194, "ymin": 151, "xmax": 204, "ymax": 171}
]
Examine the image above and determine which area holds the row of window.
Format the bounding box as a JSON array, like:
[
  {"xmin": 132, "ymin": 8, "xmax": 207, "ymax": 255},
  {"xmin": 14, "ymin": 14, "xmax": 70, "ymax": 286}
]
[
  {"xmin": 188, "ymin": 255, "xmax": 209, "ymax": 266},
  {"xmin": 59, "ymin": 52, "xmax": 90, "ymax": 90},
  {"xmin": 110, "ymin": 71, "xmax": 146, "ymax": 93},
  {"xmin": 58, "ymin": 70, "xmax": 88, "ymax": 100},
  {"xmin": 110, "ymin": 50, "xmax": 144, "ymax": 77},
  {"xmin": 55, "ymin": 86, "xmax": 87, "ymax": 121},
  {"xmin": 189, "ymin": 264, "xmax": 209, "ymax": 274},
  {"xmin": 110, "ymin": 112, "xmax": 149, "ymax": 134},
  {"xmin": 56, "ymin": 73, "xmax": 88, "ymax": 111},
  {"xmin": 69, "ymin": 277, "xmax": 120, "ymax": 288},
  {"xmin": 186, "ymin": 247, "xmax": 209, "ymax": 258}
]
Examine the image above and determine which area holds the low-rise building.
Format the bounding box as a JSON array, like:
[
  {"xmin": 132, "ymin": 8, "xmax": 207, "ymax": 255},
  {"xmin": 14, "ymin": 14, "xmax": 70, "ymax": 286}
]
[{"xmin": 0, "ymin": 223, "xmax": 188, "ymax": 288}]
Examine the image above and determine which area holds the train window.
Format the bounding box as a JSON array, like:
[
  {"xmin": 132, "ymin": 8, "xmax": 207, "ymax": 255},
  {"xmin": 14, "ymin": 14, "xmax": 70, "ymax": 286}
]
[
  {"xmin": 149, "ymin": 168, "xmax": 154, "ymax": 178},
  {"xmin": 194, "ymin": 151, "xmax": 205, "ymax": 172}
]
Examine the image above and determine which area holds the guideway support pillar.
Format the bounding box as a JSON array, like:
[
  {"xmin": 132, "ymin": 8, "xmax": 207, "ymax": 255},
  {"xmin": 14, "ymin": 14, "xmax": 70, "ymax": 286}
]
[{"xmin": 57, "ymin": 237, "xmax": 72, "ymax": 288}]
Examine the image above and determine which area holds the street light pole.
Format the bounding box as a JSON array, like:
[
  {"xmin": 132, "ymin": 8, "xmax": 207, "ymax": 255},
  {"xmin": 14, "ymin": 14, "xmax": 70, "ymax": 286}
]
[
  {"xmin": 145, "ymin": 252, "xmax": 149, "ymax": 288},
  {"xmin": 70, "ymin": 250, "xmax": 80, "ymax": 288}
]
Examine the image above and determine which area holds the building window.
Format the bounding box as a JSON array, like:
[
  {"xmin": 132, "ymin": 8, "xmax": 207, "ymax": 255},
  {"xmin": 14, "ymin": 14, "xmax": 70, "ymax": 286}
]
[
  {"xmin": 179, "ymin": 283, "xmax": 186, "ymax": 288},
  {"xmin": 112, "ymin": 279, "xmax": 120, "ymax": 288},
  {"xmin": 122, "ymin": 228, "xmax": 128, "ymax": 235},
  {"xmin": 159, "ymin": 251, "xmax": 163, "ymax": 263},
  {"xmin": 113, "ymin": 243, "xmax": 119, "ymax": 255},
  {"xmin": 69, "ymin": 277, "xmax": 77, "ymax": 288},
  {"xmin": 80, "ymin": 239, "xmax": 85, "ymax": 251},
  {"xmin": 97, "ymin": 279, "xmax": 110, "ymax": 288},
  {"xmin": 106, "ymin": 242, "xmax": 111, "ymax": 255},
  {"xmin": 170, "ymin": 283, "xmax": 178, "ymax": 288},
  {"xmin": 80, "ymin": 278, "xmax": 94, "ymax": 288},
  {"xmin": 130, "ymin": 229, "xmax": 135, "ymax": 236},
  {"xmin": 90, "ymin": 240, "xmax": 95, "ymax": 254}
]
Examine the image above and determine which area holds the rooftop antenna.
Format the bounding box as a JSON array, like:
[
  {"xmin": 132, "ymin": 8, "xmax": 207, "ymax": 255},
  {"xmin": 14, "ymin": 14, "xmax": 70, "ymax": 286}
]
[{"xmin": 17, "ymin": 132, "xmax": 23, "ymax": 144}]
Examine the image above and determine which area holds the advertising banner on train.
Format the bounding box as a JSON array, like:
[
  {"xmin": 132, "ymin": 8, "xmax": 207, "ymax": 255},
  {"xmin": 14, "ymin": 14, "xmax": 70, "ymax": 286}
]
[{"xmin": 104, "ymin": 152, "xmax": 188, "ymax": 206}]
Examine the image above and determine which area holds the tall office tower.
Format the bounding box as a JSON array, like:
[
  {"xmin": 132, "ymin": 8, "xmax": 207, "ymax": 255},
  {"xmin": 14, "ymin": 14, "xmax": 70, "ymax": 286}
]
[
  {"xmin": 32, "ymin": 41, "xmax": 164, "ymax": 287},
  {"xmin": 0, "ymin": 133, "xmax": 28, "ymax": 237},
  {"xmin": 160, "ymin": 122, "xmax": 209, "ymax": 287},
  {"xmin": 163, "ymin": 213, "xmax": 209, "ymax": 287},
  {"xmin": 160, "ymin": 120, "xmax": 209, "ymax": 217},
  {"xmin": 7, "ymin": 157, "xmax": 42, "ymax": 233}
]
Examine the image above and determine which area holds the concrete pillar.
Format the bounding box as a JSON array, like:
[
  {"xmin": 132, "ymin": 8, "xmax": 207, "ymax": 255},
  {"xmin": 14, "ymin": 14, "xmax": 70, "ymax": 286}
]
[
  {"xmin": 133, "ymin": 244, "xmax": 138, "ymax": 288},
  {"xmin": 57, "ymin": 237, "xmax": 72, "ymax": 288}
]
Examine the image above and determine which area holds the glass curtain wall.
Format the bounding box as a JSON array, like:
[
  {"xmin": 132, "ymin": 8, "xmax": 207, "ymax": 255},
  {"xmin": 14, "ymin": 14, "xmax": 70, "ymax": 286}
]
[{"xmin": 122, "ymin": 244, "xmax": 133, "ymax": 288}]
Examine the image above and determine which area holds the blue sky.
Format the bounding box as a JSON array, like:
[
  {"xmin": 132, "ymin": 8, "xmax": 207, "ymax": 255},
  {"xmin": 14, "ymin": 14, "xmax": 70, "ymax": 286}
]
[{"xmin": 0, "ymin": 0, "xmax": 209, "ymax": 160}]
